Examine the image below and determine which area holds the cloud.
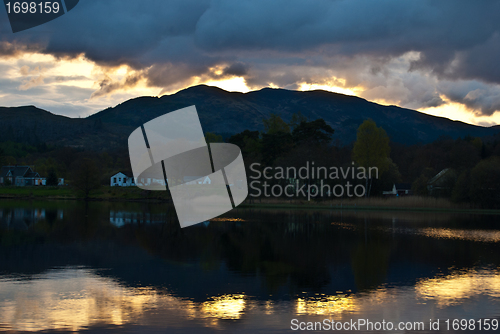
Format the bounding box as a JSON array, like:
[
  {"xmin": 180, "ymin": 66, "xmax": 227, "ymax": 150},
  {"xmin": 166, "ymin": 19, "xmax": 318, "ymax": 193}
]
[
  {"xmin": 19, "ymin": 74, "xmax": 44, "ymax": 90},
  {"xmin": 438, "ymin": 80, "xmax": 500, "ymax": 116},
  {"xmin": 2, "ymin": 0, "xmax": 500, "ymax": 118},
  {"xmin": 90, "ymin": 72, "xmax": 145, "ymax": 99},
  {"xmin": 222, "ymin": 62, "xmax": 248, "ymax": 76},
  {"xmin": 0, "ymin": 41, "xmax": 42, "ymax": 57}
]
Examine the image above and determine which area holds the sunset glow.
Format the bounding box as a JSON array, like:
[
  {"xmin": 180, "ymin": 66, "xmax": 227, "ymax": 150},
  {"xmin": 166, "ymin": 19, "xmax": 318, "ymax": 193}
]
[{"xmin": 0, "ymin": 49, "xmax": 499, "ymax": 127}]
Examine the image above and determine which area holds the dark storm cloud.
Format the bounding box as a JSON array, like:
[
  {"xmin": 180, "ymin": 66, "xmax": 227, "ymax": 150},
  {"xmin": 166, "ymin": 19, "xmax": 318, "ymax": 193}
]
[
  {"xmin": 2, "ymin": 0, "xmax": 500, "ymax": 115},
  {"xmin": 222, "ymin": 62, "xmax": 248, "ymax": 76}
]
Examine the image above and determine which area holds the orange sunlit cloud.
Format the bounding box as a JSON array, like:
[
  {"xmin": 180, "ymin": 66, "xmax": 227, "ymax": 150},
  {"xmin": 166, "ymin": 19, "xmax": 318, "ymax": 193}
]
[
  {"xmin": 1, "ymin": 50, "xmax": 499, "ymax": 127},
  {"xmin": 298, "ymin": 83, "xmax": 360, "ymax": 96},
  {"xmin": 199, "ymin": 77, "xmax": 251, "ymax": 93},
  {"xmin": 419, "ymin": 95, "xmax": 500, "ymax": 126}
]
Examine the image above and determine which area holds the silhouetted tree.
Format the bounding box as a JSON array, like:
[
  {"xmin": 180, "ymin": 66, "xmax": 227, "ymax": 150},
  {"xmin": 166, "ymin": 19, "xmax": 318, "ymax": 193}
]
[
  {"xmin": 0, "ymin": 147, "xmax": 5, "ymax": 166},
  {"xmin": 470, "ymin": 157, "xmax": 500, "ymax": 208},
  {"xmin": 411, "ymin": 168, "xmax": 435, "ymax": 196},
  {"xmin": 292, "ymin": 119, "xmax": 334, "ymax": 146},
  {"xmin": 371, "ymin": 159, "xmax": 402, "ymax": 195},
  {"xmin": 262, "ymin": 132, "xmax": 293, "ymax": 166},
  {"xmin": 72, "ymin": 158, "xmax": 101, "ymax": 199},
  {"xmin": 452, "ymin": 170, "xmax": 471, "ymax": 203},
  {"xmin": 205, "ymin": 132, "xmax": 223, "ymax": 144},
  {"xmin": 46, "ymin": 168, "xmax": 58, "ymax": 186},
  {"xmin": 352, "ymin": 120, "xmax": 391, "ymax": 196},
  {"xmin": 261, "ymin": 114, "xmax": 293, "ymax": 166},
  {"xmin": 263, "ymin": 114, "xmax": 290, "ymax": 134},
  {"xmin": 227, "ymin": 130, "xmax": 262, "ymax": 165},
  {"xmin": 449, "ymin": 139, "xmax": 480, "ymax": 170},
  {"xmin": 289, "ymin": 111, "xmax": 307, "ymax": 130}
]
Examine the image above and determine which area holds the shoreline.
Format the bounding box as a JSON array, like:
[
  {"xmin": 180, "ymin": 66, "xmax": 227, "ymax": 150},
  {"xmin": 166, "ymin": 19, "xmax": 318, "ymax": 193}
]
[
  {"xmin": 0, "ymin": 186, "xmax": 499, "ymax": 214},
  {"xmin": 239, "ymin": 202, "xmax": 500, "ymax": 215}
]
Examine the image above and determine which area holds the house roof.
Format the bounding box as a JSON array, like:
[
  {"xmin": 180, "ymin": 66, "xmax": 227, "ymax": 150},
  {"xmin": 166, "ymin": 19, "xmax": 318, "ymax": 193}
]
[
  {"xmin": 427, "ymin": 168, "xmax": 450, "ymax": 185},
  {"xmin": 0, "ymin": 166, "xmax": 34, "ymax": 178},
  {"xmin": 24, "ymin": 171, "xmax": 40, "ymax": 178},
  {"xmin": 111, "ymin": 172, "xmax": 130, "ymax": 178}
]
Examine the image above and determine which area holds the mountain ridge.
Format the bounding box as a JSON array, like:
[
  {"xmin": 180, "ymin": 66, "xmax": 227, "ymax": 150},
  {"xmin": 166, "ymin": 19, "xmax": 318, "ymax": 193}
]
[{"xmin": 1, "ymin": 85, "xmax": 499, "ymax": 150}]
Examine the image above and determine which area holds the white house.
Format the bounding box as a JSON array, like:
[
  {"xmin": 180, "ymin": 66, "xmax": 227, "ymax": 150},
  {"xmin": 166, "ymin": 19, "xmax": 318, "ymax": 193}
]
[
  {"xmin": 382, "ymin": 183, "xmax": 412, "ymax": 196},
  {"xmin": 110, "ymin": 172, "xmax": 135, "ymax": 187}
]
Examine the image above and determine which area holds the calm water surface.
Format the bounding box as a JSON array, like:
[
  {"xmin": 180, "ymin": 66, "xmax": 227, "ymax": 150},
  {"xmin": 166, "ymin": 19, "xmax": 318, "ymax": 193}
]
[{"xmin": 0, "ymin": 200, "xmax": 499, "ymax": 333}]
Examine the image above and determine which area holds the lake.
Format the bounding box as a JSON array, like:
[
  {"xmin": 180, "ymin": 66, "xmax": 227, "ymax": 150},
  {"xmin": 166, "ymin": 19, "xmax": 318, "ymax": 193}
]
[{"xmin": 0, "ymin": 200, "xmax": 499, "ymax": 333}]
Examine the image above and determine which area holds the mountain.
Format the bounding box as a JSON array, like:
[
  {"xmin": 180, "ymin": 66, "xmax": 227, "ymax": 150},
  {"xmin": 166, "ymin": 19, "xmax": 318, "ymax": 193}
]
[
  {"xmin": 0, "ymin": 106, "xmax": 129, "ymax": 150},
  {"xmin": 89, "ymin": 85, "xmax": 500, "ymax": 145},
  {"xmin": 1, "ymin": 85, "xmax": 499, "ymax": 150}
]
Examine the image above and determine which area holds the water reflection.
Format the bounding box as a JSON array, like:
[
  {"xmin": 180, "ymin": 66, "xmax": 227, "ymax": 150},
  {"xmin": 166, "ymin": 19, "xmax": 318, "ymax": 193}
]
[
  {"xmin": 109, "ymin": 210, "xmax": 168, "ymax": 227},
  {"xmin": 1, "ymin": 266, "xmax": 499, "ymax": 332},
  {"xmin": 0, "ymin": 268, "xmax": 159, "ymax": 332},
  {"xmin": 0, "ymin": 201, "xmax": 500, "ymax": 332},
  {"xmin": 416, "ymin": 269, "xmax": 500, "ymax": 307},
  {"xmin": 201, "ymin": 294, "xmax": 246, "ymax": 319},
  {"xmin": 420, "ymin": 227, "xmax": 500, "ymax": 243},
  {"xmin": 296, "ymin": 294, "xmax": 357, "ymax": 315},
  {"xmin": 0, "ymin": 207, "xmax": 63, "ymax": 229}
]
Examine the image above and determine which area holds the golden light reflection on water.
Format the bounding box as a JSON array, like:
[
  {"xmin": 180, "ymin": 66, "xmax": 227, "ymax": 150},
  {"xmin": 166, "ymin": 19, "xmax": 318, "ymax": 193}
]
[
  {"xmin": 210, "ymin": 218, "xmax": 245, "ymax": 222},
  {"xmin": 0, "ymin": 269, "xmax": 252, "ymax": 332},
  {"xmin": 296, "ymin": 294, "xmax": 357, "ymax": 315},
  {"xmin": 201, "ymin": 294, "xmax": 246, "ymax": 319},
  {"xmin": 419, "ymin": 227, "xmax": 500, "ymax": 243},
  {"xmin": 0, "ymin": 269, "xmax": 160, "ymax": 332},
  {"xmin": 294, "ymin": 289, "xmax": 392, "ymax": 316},
  {"xmin": 376, "ymin": 225, "xmax": 500, "ymax": 243},
  {"xmin": 416, "ymin": 269, "xmax": 500, "ymax": 307},
  {"xmin": 2, "ymin": 266, "xmax": 500, "ymax": 331}
]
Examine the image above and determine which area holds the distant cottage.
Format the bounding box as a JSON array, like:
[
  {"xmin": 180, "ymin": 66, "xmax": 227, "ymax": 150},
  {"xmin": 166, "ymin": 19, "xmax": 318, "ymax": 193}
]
[
  {"xmin": 383, "ymin": 183, "xmax": 412, "ymax": 196},
  {"xmin": 110, "ymin": 172, "xmax": 213, "ymax": 187},
  {"xmin": 0, "ymin": 165, "xmax": 63, "ymax": 186},
  {"xmin": 110, "ymin": 172, "xmax": 135, "ymax": 187}
]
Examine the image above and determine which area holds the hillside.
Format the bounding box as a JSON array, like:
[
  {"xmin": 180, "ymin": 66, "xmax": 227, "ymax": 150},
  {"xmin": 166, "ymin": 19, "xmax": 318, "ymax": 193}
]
[
  {"xmin": 1, "ymin": 85, "xmax": 499, "ymax": 150},
  {"xmin": 90, "ymin": 85, "xmax": 500, "ymax": 145},
  {"xmin": 0, "ymin": 106, "xmax": 130, "ymax": 150}
]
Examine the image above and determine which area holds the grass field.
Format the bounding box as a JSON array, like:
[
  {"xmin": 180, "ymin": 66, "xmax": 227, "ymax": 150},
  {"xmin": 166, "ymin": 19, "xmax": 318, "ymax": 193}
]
[
  {"xmin": 241, "ymin": 196, "xmax": 500, "ymax": 214},
  {"xmin": 0, "ymin": 186, "xmax": 171, "ymax": 201},
  {"xmin": 0, "ymin": 186, "xmax": 498, "ymax": 214},
  {"xmin": 0, "ymin": 186, "xmax": 74, "ymax": 198}
]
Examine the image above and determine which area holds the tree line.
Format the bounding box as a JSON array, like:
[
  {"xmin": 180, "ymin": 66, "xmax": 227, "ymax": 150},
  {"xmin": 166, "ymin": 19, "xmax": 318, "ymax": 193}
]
[
  {"xmin": 219, "ymin": 113, "xmax": 500, "ymax": 208},
  {"xmin": 1, "ymin": 113, "xmax": 500, "ymax": 207}
]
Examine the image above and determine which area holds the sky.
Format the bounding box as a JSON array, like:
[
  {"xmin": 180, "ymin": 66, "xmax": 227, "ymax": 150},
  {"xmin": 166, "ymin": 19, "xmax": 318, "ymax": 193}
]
[{"xmin": 1, "ymin": 0, "xmax": 500, "ymax": 126}]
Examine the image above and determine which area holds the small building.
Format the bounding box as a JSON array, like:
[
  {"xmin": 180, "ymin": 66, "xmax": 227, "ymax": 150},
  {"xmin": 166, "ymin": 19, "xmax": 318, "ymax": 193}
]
[
  {"xmin": 383, "ymin": 183, "xmax": 412, "ymax": 196},
  {"xmin": 110, "ymin": 172, "xmax": 135, "ymax": 187},
  {"xmin": 0, "ymin": 166, "xmax": 46, "ymax": 186}
]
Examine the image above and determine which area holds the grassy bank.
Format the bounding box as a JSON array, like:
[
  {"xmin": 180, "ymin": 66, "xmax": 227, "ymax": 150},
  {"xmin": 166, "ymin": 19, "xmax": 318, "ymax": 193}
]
[
  {"xmin": 0, "ymin": 186, "xmax": 498, "ymax": 214},
  {"xmin": 0, "ymin": 186, "xmax": 171, "ymax": 202},
  {"xmin": 241, "ymin": 196, "xmax": 500, "ymax": 214}
]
